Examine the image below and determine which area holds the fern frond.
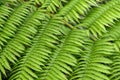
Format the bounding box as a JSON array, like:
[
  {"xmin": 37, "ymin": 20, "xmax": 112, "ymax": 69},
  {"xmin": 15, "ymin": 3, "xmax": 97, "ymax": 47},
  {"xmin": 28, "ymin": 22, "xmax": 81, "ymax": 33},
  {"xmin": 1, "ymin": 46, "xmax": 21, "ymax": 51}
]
[
  {"xmin": 69, "ymin": 38, "xmax": 113, "ymax": 80},
  {"xmin": 0, "ymin": 2, "xmax": 32, "ymax": 49},
  {"xmin": 8, "ymin": 26, "xmax": 49, "ymax": 80},
  {"xmin": 0, "ymin": 0, "xmax": 17, "ymax": 5},
  {"xmin": 37, "ymin": 29, "xmax": 88, "ymax": 80},
  {"xmin": 102, "ymin": 21, "xmax": 120, "ymax": 80},
  {"xmin": 76, "ymin": 0, "xmax": 120, "ymax": 37},
  {"xmin": 0, "ymin": 6, "xmax": 48, "ymax": 77},
  {"xmin": 9, "ymin": 16, "xmax": 65, "ymax": 80},
  {"xmin": 0, "ymin": 5, "xmax": 13, "ymax": 31},
  {"xmin": 110, "ymin": 52, "xmax": 120, "ymax": 80},
  {"xmin": 103, "ymin": 21, "xmax": 120, "ymax": 52},
  {"xmin": 58, "ymin": 0, "xmax": 97, "ymax": 23},
  {"xmin": 31, "ymin": 0, "xmax": 66, "ymax": 13}
]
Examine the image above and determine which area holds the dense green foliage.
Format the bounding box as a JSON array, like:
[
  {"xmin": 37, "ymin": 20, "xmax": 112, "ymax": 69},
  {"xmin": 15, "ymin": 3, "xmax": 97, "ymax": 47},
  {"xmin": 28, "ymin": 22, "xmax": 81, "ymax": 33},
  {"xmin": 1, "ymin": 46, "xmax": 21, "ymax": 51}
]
[{"xmin": 0, "ymin": 0, "xmax": 120, "ymax": 80}]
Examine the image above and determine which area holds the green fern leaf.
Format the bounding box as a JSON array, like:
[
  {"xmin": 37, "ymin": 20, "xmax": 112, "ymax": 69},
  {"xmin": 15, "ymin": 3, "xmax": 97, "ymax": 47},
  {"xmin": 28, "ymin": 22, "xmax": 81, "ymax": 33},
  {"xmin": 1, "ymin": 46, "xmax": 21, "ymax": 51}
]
[
  {"xmin": 58, "ymin": 0, "xmax": 97, "ymax": 23},
  {"xmin": 9, "ymin": 16, "xmax": 65, "ymax": 80},
  {"xmin": 77, "ymin": 0, "xmax": 120, "ymax": 37},
  {"xmin": 37, "ymin": 28, "xmax": 88, "ymax": 80},
  {"xmin": 69, "ymin": 38, "xmax": 113, "ymax": 80}
]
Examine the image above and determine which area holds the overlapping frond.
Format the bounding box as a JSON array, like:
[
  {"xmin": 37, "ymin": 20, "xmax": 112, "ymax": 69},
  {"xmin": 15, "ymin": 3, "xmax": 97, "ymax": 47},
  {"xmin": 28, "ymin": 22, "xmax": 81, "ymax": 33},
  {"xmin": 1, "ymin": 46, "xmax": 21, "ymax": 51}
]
[
  {"xmin": 103, "ymin": 22, "xmax": 120, "ymax": 52},
  {"xmin": 102, "ymin": 21, "xmax": 120, "ymax": 80},
  {"xmin": 0, "ymin": 7, "xmax": 48, "ymax": 76},
  {"xmin": 9, "ymin": 16, "xmax": 65, "ymax": 80},
  {"xmin": 69, "ymin": 38, "xmax": 113, "ymax": 80},
  {"xmin": 110, "ymin": 26, "xmax": 120, "ymax": 80},
  {"xmin": 0, "ymin": 1, "xmax": 32, "ymax": 49},
  {"xmin": 37, "ymin": 28, "xmax": 88, "ymax": 80},
  {"xmin": 77, "ymin": 0, "xmax": 120, "ymax": 37},
  {"xmin": 0, "ymin": 2, "xmax": 34, "ymax": 76},
  {"xmin": 1, "ymin": 0, "xmax": 120, "ymax": 80}
]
